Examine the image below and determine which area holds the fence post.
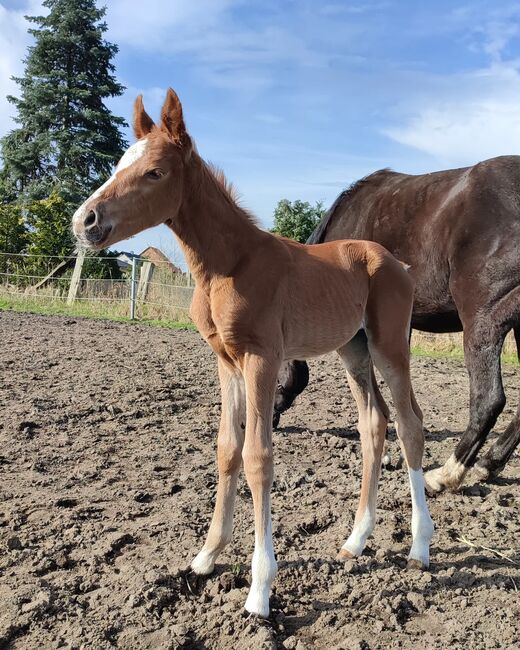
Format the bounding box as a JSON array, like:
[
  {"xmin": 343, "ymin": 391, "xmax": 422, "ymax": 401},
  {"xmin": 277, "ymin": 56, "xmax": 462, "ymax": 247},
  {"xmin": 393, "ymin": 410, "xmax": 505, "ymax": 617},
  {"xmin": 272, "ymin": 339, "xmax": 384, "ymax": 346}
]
[
  {"xmin": 66, "ymin": 249, "xmax": 85, "ymax": 305},
  {"xmin": 130, "ymin": 256, "xmax": 137, "ymax": 320},
  {"xmin": 137, "ymin": 260, "xmax": 154, "ymax": 302}
]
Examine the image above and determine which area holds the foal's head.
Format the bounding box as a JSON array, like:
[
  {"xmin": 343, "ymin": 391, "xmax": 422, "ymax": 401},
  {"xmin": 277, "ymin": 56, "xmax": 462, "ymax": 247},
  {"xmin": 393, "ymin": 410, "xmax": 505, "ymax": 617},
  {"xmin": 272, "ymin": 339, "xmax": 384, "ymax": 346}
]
[{"xmin": 73, "ymin": 89, "xmax": 192, "ymax": 249}]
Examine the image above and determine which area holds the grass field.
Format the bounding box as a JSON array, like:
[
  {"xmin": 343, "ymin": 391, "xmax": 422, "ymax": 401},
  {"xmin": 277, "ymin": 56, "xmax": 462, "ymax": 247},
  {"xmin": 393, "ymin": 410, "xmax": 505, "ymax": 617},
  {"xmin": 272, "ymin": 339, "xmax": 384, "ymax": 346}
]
[{"xmin": 0, "ymin": 295, "xmax": 195, "ymax": 331}]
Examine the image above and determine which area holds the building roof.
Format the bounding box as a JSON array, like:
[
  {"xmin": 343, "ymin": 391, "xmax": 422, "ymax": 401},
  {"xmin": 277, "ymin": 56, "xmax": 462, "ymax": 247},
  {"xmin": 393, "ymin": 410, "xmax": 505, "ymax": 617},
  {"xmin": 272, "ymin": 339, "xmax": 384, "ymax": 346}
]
[{"xmin": 139, "ymin": 247, "xmax": 182, "ymax": 274}]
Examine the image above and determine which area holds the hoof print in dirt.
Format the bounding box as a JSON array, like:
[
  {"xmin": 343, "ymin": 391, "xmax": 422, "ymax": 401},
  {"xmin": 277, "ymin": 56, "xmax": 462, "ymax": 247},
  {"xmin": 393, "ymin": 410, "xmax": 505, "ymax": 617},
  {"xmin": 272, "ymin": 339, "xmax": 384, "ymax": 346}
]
[
  {"xmin": 133, "ymin": 491, "xmax": 153, "ymax": 503},
  {"xmin": 55, "ymin": 497, "xmax": 78, "ymax": 508},
  {"xmin": 102, "ymin": 532, "xmax": 136, "ymax": 562}
]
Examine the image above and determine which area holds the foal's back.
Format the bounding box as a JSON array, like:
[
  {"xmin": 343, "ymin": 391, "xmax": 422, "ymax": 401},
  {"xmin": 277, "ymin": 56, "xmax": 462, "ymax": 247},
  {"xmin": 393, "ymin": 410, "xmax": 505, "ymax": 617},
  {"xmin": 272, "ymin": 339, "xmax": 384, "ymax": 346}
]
[{"xmin": 278, "ymin": 237, "xmax": 412, "ymax": 360}]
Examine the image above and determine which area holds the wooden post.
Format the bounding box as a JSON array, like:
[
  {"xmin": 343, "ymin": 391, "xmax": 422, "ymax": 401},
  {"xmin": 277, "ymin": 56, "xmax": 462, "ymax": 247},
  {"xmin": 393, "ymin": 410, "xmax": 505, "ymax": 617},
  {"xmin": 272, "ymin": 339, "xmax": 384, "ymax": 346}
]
[
  {"xmin": 130, "ymin": 256, "xmax": 137, "ymax": 320},
  {"xmin": 137, "ymin": 260, "xmax": 154, "ymax": 303},
  {"xmin": 66, "ymin": 249, "xmax": 85, "ymax": 305}
]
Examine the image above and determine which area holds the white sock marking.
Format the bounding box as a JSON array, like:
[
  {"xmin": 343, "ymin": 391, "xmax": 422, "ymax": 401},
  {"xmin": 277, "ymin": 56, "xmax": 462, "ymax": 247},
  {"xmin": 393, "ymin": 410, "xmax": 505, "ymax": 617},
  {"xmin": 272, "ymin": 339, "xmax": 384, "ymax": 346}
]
[
  {"xmin": 191, "ymin": 548, "xmax": 217, "ymax": 575},
  {"xmin": 244, "ymin": 516, "xmax": 277, "ymax": 617},
  {"xmin": 342, "ymin": 508, "xmax": 374, "ymax": 557},
  {"xmin": 408, "ymin": 468, "xmax": 434, "ymax": 566}
]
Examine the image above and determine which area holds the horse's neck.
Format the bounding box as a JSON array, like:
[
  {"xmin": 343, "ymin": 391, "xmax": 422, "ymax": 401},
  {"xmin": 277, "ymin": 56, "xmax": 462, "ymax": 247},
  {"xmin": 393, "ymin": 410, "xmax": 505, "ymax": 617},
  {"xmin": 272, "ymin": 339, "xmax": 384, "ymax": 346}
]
[{"xmin": 171, "ymin": 155, "xmax": 262, "ymax": 288}]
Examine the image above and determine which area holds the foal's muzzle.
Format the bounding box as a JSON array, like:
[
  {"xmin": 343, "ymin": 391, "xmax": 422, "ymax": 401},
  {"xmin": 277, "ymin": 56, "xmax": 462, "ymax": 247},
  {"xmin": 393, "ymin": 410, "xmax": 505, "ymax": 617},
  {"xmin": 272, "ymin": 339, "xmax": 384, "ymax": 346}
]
[{"xmin": 81, "ymin": 206, "xmax": 111, "ymax": 246}]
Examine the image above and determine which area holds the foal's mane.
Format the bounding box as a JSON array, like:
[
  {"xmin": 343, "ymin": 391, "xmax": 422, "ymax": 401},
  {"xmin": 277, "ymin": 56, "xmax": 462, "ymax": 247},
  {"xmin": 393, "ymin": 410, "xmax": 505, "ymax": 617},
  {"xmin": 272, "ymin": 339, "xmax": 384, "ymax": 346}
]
[
  {"xmin": 307, "ymin": 168, "xmax": 393, "ymax": 244},
  {"xmin": 203, "ymin": 160, "xmax": 258, "ymax": 225}
]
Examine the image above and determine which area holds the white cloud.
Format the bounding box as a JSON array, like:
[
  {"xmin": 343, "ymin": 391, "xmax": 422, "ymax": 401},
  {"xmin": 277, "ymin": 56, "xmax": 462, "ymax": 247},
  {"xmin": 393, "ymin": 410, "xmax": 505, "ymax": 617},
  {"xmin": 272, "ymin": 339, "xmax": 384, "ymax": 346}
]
[
  {"xmin": 383, "ymin": 64, "xmax": 520, "ymax": 165},
  {"xmin": 383, "ymin": 6, "xmax": 520, "ymax": 167}
]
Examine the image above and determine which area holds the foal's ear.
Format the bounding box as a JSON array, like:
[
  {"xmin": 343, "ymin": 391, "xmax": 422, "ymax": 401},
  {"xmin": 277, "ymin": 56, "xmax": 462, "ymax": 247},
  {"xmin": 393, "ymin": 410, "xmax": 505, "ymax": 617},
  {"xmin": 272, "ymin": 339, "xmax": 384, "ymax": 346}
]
[
  {"xmin": 133, "ymin": 95, "xmax": 155, "ymax": 139},
  {"xmin": 160, "ymin": 88, "xmax": 190, "ymax": 147}
]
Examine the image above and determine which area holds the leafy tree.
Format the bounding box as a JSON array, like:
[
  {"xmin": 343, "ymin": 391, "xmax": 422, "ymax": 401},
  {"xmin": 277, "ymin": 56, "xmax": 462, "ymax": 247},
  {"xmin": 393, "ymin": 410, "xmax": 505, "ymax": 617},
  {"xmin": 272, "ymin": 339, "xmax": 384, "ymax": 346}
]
[
  {"xmin": 271, "ymin": 199, "xmax": 326, "ymax": 243},
  {"xmin": 0, "ymin": 203, "xmax": 28, "ymax": 255},
  {"xmin": 0, "ymin": 0, "xmax": 127, "ymax": 206},
  {"xmin": 0, "ymin": 203, "xmax": 29, "ymax": 277},
  {"xmin": 25, "ymin": 192, "xmax": 73, "ymax": 260}
]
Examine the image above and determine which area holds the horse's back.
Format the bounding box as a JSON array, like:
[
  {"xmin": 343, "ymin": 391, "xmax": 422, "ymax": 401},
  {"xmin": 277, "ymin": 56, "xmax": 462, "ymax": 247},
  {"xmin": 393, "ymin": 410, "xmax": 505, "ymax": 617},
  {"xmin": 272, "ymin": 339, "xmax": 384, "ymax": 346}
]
[
  {"xmin": 319, "ymin": 155, "xmax": 520, "ymax": 244},
  {"xmin": 310, "ymin": 155, "xmax": 520, "ymax": 332}
]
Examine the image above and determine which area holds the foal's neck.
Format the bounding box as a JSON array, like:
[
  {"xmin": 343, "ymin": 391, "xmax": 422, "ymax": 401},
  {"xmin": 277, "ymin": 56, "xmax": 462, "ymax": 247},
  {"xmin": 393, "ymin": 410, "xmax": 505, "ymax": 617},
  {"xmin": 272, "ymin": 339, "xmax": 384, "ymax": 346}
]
[{"xmin": 169, "ymin": 153, "xmax": 263, "ymax": 289}]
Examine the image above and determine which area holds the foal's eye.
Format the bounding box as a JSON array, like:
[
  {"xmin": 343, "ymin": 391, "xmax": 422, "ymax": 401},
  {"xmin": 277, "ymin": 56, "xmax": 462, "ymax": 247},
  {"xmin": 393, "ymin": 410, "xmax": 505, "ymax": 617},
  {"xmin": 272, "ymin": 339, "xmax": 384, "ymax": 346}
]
[{"xmin": 146, "ymin": 169, "xmax": 165, "ymax": 180}]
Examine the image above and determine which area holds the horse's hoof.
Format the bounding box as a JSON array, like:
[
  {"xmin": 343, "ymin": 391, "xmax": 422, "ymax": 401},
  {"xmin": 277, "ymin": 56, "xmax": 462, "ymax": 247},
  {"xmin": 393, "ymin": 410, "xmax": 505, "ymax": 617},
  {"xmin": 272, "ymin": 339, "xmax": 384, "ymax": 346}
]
[
  {"xmin": 244, "ymin": 591, "xmax": 270, "ymax": 618},
  {"xmin": 337, "ymin": 548, "xmax": 356, "ymax": 561},
  {"xmin": 473, "ymin": 462, "xmax": 490, "ymax": 482},
  {"xmin": 424, "ymin": 467, "xmax": 447, "ymax": 494},
  {"xmin": 272, "ymin": 411, "xmax": 281, "ymax": 429},
  {"xmin": 407, "ymin": 558, "xmax": 427, "ymax": 571}
]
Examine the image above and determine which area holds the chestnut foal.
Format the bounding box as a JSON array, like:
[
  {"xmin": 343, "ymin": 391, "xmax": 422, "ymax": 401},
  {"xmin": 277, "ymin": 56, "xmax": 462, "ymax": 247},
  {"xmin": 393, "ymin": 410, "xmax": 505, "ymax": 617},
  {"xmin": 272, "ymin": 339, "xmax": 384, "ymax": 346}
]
[{"xmin": 72, "ymin": 89, "xmax": 434, "ymax": 617}]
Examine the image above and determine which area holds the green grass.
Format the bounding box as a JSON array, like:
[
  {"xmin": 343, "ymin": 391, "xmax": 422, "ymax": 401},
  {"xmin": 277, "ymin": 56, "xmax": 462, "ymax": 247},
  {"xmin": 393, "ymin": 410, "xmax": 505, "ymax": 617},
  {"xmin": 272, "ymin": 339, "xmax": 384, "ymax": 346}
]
[
  {"xmin": 0, "ymin": 295, "xmax": 196, "ymax": 331},
  {"xmin": 411, "ymin": 344, "xmax": 518, "ymax": 366}
]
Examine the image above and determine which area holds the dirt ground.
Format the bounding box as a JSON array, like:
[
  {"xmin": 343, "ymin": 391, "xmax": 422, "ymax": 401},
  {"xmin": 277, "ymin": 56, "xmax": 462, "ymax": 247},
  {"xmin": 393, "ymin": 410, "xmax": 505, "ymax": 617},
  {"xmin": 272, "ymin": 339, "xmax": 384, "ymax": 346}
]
[{"xmin": 0, "ymin": 311, "xmax": 519, "ymax": 650}]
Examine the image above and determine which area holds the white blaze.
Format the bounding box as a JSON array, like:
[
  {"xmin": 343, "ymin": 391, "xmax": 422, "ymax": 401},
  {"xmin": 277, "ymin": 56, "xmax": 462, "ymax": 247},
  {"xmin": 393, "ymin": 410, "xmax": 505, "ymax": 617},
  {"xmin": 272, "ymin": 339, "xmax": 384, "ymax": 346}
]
[{"xmin": 72, "ymin": 138, "xmax": 148, "ymax": 230}]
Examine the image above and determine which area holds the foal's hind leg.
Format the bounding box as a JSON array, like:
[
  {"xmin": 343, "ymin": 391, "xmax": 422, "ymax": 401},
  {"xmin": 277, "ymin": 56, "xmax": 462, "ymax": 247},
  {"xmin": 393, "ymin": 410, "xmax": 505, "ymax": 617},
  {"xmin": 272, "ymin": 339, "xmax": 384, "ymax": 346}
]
[
  {"xmin": 337, "ymin": 331, "xmax": 389, "ymax": 559},
  {"xmin": 363, "ymin": 262, "xmax": 433, "ymax": 567},
  {"xmin": 191, "ymin": 358, "xmax": 245, "ymax": 574},
  {"xmin": 369, "ymin": 336, "xmax": 434, "ymax": 568}
]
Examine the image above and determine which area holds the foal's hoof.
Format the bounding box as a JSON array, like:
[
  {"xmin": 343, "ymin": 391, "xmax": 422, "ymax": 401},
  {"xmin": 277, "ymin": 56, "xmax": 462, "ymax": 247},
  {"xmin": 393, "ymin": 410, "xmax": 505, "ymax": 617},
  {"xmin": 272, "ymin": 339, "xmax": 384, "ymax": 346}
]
[
  {"xmin": 272, "ymin": 410, "xmax": 281, "ymax": 430},
  {"xmin": 406, "ymin": 558, "xmax": 427, "ymax": 571},
  {"xmin": 337, "ymin": 548, "xmax": 357, "ymax": 561},
  {"xmin": 244, "ymin": 591, "xmax": 270, "ymax": 619}
]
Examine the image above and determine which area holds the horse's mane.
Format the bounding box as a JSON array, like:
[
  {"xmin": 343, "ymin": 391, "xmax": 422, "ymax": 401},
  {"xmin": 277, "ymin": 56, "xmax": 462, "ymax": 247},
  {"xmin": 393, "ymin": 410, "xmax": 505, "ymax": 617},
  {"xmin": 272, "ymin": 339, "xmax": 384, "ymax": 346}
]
[
  {"xmin": 204, "ymin": 161, "xmax": 258, "ymax": 225},
  {"xmin": 206, "ymin": 162, "xmax": 241, "ymax": 204},
  {"xmin": 306, "ymin": 168, "xmax": 393, "ymax": 244}
]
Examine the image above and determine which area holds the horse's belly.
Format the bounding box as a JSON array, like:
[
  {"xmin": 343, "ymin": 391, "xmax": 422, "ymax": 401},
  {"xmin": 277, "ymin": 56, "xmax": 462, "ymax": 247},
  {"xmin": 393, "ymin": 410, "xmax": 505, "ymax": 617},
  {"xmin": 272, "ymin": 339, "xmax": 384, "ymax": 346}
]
[{"xmin": 283, "ymin": 313, "xmax": 363, "ymax": 360}]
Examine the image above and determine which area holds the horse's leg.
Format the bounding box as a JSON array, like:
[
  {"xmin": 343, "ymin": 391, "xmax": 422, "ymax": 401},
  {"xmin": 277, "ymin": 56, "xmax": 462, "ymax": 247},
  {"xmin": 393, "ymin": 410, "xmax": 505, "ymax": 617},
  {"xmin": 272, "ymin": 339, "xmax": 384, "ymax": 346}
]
[
  {"xmin": 475, "ymin": 325, "xmax": 520, "ymax": 481},
  {"xmin": 369, "ymin": 334, "xmax": 434, "ymax": 568},
  {"xmin": 424, "ymin": 319, "xmax": 506, "ymax": 493},
  {"xmin": 336, "ymin": 330, "xmax": 389, "ymax": 559},
  {"xmin": 359, "ymin": 261, "xmax": 433, "ymax": 568},
  {"xmin": 242, "ymin": 353, "xmax": 279, "ymax": 617},
  {"xmin": 273, "ymin": 360, "xmax": 309, "ymax": 428},
  {"xmin": 191, "ymin": 359, "xmax": 245, "ymax": 574}
]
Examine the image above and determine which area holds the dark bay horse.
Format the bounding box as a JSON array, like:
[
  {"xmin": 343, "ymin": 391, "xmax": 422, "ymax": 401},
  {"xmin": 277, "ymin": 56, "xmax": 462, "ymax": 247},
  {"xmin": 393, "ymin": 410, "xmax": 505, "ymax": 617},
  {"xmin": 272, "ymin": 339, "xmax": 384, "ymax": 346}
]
[{"xmin": 276, "ymin": 156, "xmax": 520, "ymax": 492}]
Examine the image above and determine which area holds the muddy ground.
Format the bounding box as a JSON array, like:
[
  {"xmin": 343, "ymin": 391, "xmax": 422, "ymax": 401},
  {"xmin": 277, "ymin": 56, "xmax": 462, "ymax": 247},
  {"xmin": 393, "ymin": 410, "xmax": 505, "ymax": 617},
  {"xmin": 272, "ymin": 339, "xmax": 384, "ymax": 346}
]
[{"xmin": 0, "ymin": 311, "xmax": 519, "ymax": 650}]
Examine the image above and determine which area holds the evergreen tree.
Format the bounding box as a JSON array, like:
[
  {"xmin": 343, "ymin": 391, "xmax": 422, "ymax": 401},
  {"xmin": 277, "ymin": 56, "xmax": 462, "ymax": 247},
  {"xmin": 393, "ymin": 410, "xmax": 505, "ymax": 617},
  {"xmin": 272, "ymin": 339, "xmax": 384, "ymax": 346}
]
[
  {"xmin": 271, "ymin": 199, "xmax": 326, "ymax": 243},
  {"xmin": 0, "ymin": 0, "xmax": 127, "ymax": 206}
]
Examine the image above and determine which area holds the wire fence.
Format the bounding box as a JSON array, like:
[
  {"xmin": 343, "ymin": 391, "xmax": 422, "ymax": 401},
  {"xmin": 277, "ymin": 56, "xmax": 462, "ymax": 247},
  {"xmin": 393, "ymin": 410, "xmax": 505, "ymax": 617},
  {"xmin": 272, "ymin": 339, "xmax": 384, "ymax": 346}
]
[{"xmin": 0, "ymin": 251, "xmax": 195, "ymax": 322}]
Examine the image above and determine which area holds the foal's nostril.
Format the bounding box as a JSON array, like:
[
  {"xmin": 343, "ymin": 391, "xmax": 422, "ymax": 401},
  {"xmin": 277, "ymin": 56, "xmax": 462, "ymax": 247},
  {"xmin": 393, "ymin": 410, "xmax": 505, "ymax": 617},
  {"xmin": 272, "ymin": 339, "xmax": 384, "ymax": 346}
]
[{"xmin": 84, "ymin": 210, "xmax": 97, "ymax": 228}]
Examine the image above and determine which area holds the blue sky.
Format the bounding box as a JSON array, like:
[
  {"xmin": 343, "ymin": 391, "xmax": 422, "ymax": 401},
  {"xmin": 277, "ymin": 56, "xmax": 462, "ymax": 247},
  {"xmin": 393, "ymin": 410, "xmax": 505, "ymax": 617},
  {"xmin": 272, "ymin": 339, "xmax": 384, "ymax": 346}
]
[{"xmin": 2, "ymin": 0, "xmax": 520, "ymax": 266}]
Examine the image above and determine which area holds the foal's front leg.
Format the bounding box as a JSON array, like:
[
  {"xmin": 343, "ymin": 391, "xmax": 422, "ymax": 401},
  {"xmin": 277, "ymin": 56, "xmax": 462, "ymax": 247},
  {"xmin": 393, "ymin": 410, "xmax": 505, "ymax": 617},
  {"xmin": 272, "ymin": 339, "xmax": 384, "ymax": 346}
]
[
  {"xmin": 191, "ymin": 359, "xmax": 245, "ymax": 575},
  {"xmin": 242, "ymin": 353, "xmax": 279, "ymax": 618}
]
